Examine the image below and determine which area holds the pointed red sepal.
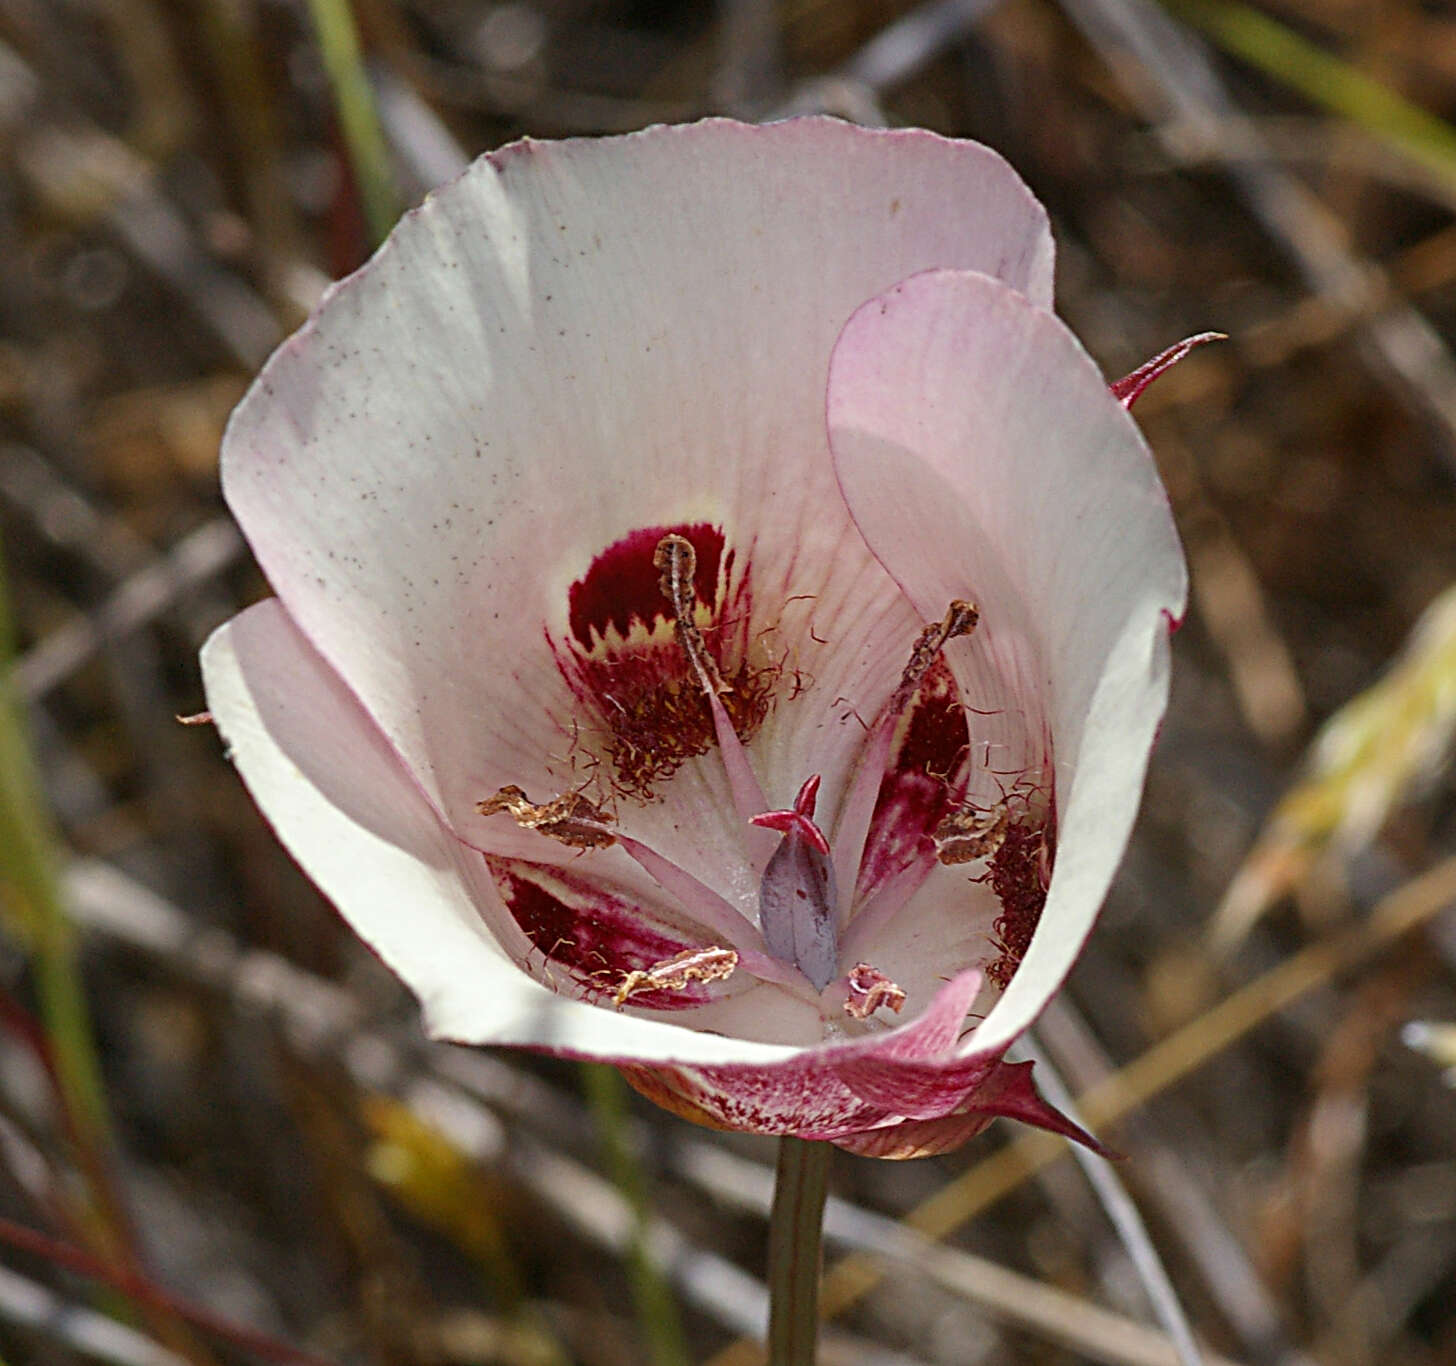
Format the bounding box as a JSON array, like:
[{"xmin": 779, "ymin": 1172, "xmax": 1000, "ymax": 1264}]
[
  {"xmin": 1110, "ymin": 332, "xmax": 1225, "ymax": 410},
  {"xmin": 966, "ymin": 1059, "xmax": 1120, "ymax": 1158}
]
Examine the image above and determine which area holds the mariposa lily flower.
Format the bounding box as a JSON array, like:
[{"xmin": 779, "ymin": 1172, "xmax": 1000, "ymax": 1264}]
[{"xmin": 200, "ymin": 118, "xmax": 1187, "ymax": 1159}]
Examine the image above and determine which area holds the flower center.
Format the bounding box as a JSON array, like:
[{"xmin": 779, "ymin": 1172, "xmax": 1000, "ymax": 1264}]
[{"xmin": 479, "ymin": 527, "xmax": 1049, "ymax": 1031}]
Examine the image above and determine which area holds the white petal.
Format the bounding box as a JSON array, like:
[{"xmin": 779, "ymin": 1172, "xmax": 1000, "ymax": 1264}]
[
  {"xmin": 200, "ymin": 597, "xmax": 804, "ymax": 1066},
  {"xmin": 221, "ymin": 118, "xmax": 1053, "ymax": 863},
  {"xmin": 845, "ymin": 862, "xmax": 1002, "ymax": 1012},
  {"xmin": 826, "ymin": 269, "xmax": 1187, "ymax": 1056}
]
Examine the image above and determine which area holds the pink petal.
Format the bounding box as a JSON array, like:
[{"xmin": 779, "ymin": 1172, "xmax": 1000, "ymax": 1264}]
[
  {"xmin": 830, "ymin": 1111, "xmax": 1000, "ymax": 1159},
  {"xmin": 622, "ymin": 972, "xmax": 995, "ymax": 1138},
  {"xmin": 614, "ymin": 971, "xmax": 1101, "ymax": 1154},
  {"xmin": 827, "ymin": 1061, "xmax": 1107, "ymax": 1158},
  {"xmin": 961, "ymin": 1059, "xmax": 1112, "ymax": 1154},
  {"xmin": 827, "ymin": 270, "xmax": 1187, "ymax": 1058},
  {"xmin": 200, "ymin": 598, "xmax": 818, "ymax": 1064},
  {"xmin": 221, "ymin": 119, "xmax": 1054, "ymax": 877}
]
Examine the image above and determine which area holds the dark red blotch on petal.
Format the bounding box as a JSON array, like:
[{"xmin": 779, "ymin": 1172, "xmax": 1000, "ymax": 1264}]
[
  {"xmin": 894, "ymin": 656, "xmax": 971, "ymax": 779},
  {"xmin": 568, "ymin": 522, "xmax": 726, "ymax": 648},
  {"xmin": 553, "ymin": 522, "xmax": 769, "ymax": 799},
  {"xmin": 857, "ymin": 657, "xmax": 971, "ymax": 900},
  {"xmin": 985, "ymin": 811, "xmax": 1052, "ymax": 988},
  {"xmin": 489, "ymin": 861, "xmax": 714, "ymax": 1010}
]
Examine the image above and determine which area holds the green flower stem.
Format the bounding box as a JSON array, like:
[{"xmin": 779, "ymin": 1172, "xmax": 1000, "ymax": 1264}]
[
  {"xmin": 767, "ymin": 1136, "xmax": 831, "ymax": 1366},
  {"xmin": 582, "ymin": 1064, "xmax": 691, "ymax": 1366},
  {"xmin": 303, "ymin": 0, "xmax": 399, "ymax": 248}
]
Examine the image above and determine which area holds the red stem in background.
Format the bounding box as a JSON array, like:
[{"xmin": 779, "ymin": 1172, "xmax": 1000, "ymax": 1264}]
[{"xmin": 0, "ymin": 1213, "xmax": 340, "ymax": 1366}]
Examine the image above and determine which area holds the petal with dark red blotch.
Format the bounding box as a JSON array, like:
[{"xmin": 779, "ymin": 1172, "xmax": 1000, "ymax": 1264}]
[
  {"xmin": 222, "ymin": 119, "xmax": 1055, "ymax": 867},
  {"xmin": 828, "ymin": 269, "xmax": 1187, "ymax": 1067},
  {"xmin": 201, "ymin": 599, "xmax": 820, "ymax": 1062}
]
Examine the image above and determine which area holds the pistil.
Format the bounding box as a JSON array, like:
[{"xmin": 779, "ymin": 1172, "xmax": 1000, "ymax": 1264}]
[{"xmin": 752, "ymin": 776, "xmax": 839, "ymax": 990}]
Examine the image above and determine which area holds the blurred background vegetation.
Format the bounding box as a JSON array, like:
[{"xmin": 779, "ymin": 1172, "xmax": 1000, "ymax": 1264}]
[{"xmin": 3, "ymin": 0, "xmax": 1456, "ymax": 1363}]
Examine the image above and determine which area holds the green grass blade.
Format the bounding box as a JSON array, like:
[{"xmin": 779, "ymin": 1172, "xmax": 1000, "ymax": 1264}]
[
  {"xmin": 0, "ymin": 536, "xmax": 114, "ymax": 1162},
  {"xmin": 1165, "ymin": 0, "xmax": 1456, "ymax": 193},
  {"xmin": 583, "ymin": 1064, "xmax": 692, "ymax": 1366},
  {"xmin": 303, "ymin": 0, "xmax": 400, "ymax": 248}
]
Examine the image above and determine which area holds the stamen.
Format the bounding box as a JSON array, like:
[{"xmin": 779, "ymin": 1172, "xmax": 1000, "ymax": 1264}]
[
  {"xmin": 654, "ymin": 534, "xmax": 772, "ymax": 835},
  {"xmin": 478, "ymin": 785, "xmax": 617, "ymax": 849},
  {"xmin": 833, "ymin": 600, "xmax": 979, "ymax": 913},
  {"xmin": 655, "ymin": 534, "xmax": 728, "ymax": 696},
  {"xmin": 843, "ymin": 962, "xmax": 906, "ymax": 1019},
  {"xmin": 889, "ymin": 600, "xmax": 979, "ymax": 717},
  {"xmin": 613, "ymin": 946, "xmax": 738, "ymax": 1006},
  {"xmin": 757, "ymin": 774, "xmax": 839, "ymax": 991}
]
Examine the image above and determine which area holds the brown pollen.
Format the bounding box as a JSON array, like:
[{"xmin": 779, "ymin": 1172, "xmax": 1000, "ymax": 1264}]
[
  {"xmin": 477, "ymin": 785, "xmax": 617, "ymax": 849},
  {"xmin": 984, "ymin": 815, "xmax": 1052, "ymax": 989}
]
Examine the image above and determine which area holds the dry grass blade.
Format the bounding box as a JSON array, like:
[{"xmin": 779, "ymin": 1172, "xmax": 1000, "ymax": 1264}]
[
  {"xmin": 15, "ymin": 518, "xmax": 243, "ymax": 701},
  {"xmin": 1402, "ymin": 1019, "xmax": 1456, "ymax": 1080},
  {"xmin": 772, "ymin": 0, "xmax": 1006, "ymax": 120},
  {"xmin": 0, "ymin": 1262, "xmax": 185, "ymax": 1366},
  {"xmin": 1210, "ymin": 581, "xmax": 1456, "ymax": 952},
  {"xmin": 63, "ymin": 852, "xmax": 1260, "ymax": 1366},
  {"xmin": 689, "ymin": 1142, "xmax": 1248, "ymax": 1366},
  {"xmin": 792, "ymin": 856, "xmax": 1456, "ymax": 1334},
  {"xmin": 1166, "ymin": 0, "xmax": 1456, "ymax": 196},
  {"xmin": 1058, "ymin": 0, "xmax": 1456, "ymax": 465},
  {"xmin": 1013, "ymin": 1034, "xmax": 1205, "ymax": 1366},
  {"xmin": 1035, "ymin": 996, "xmax": 1303, "ymax": 1362},
  {"xmin": 59, "ymin": 860, "xmax": 767, "ymax": 1349},
  {"xmin": 1149, "ymin": 417, "xmax": 1309, "ymax": 752}
]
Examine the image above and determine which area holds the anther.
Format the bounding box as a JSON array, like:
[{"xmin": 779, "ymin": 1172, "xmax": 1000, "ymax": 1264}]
[
  {"xmin": 888, "ymin": 599, "xmax": 978, "ymax": 717},
  {"xmin": 843, "ymin": 962, "xmax": 907, "ymax": 1019},
  {"xmin": 933, "ymin": 804, "xmax": 1009, "ymax": 865},
  {"xmin": 654, "ymin": 534, "xmax": 728, "ymax": 698},
  {"xmin": 613, "ymin": 946, "xmax": 739, "ymax": 1006},
  {"xmin": 477, "ymin": 785, "xmax": 617, "ymax": 849}
]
